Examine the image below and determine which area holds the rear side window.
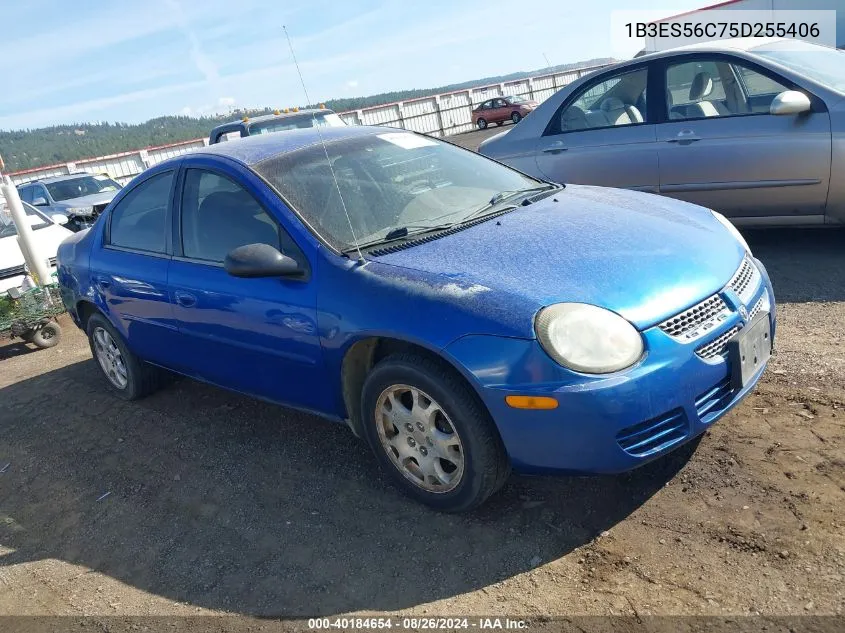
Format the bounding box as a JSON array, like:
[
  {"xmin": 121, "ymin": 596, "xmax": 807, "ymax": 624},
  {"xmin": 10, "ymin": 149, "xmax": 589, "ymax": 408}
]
[
  {"xmin": 180, "ymin": 169, "xmax": 281, "ymax": 263},
  {"xmin": 108, "ymin": 171, "xmax": 173, "ymax": 254}
]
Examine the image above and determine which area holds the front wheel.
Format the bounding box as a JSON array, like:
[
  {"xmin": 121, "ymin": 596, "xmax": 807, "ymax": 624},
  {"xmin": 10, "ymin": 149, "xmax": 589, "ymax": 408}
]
[
  {"xmin": 361, "ymin": 353, "xmax": 510, "ymax": 512},
  {"xmin": 476, "ymin": 118, "xmax": 487, "ymax": 130},
  {"xmin": 511, "ymin": 112, "xmax": 522, "ymax": 124},
  {"xmin": 87, "ymin": 313, "xmax": 161, "ymax": 400}
]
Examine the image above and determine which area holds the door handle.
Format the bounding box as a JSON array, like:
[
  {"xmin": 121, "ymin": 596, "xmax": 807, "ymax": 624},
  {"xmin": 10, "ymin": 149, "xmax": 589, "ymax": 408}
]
[
  {"xmin": 174, "ymin": 291, "xmax": 197, "ymax": 308},
  {"xmin": 666, "ymin": 130, "xmax": 701, "ymax": 143},
  {"xmin": 542, "ymin": 144, "xmax": 567, "ymax": 154}
]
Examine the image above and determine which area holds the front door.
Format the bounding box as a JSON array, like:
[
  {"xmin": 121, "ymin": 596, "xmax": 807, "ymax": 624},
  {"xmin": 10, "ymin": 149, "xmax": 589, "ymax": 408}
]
[
  {"xmin": 168, "ymin": 163, "xmax": 326, "ymax": 411},
  {"xmin": 534, "ymin": 65, "xmax": 659, "ymax": 191},
  {"xmin": 656, "ymin": 55, "xmax": 831, "ymax": 220},
  {"xmin": 88, "ymin": 170, "xmax": 179, "ymax": 366}
]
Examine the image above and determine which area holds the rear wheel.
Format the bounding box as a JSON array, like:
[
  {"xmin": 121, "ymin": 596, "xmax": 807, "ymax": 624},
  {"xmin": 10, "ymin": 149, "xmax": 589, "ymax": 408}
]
[
  {"xmin": 87, "ymin": 313, "xmax": 161, "ymax": 400},
  {"xmin": 476, "ymin": 118, "xmax": 487, "ymax": 130},
  {"xmin": 511, "ymin": 112, "xmax": 522, "ymax": 124},
  {"xmin": 361, "ymin": 353, "xmax": 509, "ymax": 512}
]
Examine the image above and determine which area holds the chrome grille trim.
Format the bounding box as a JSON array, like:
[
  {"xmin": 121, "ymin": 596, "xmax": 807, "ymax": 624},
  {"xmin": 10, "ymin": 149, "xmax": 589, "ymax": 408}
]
[
  {"xmin": 659, "ymin": 293, "xmax": 729, "ymax": 340},
  {"xmin": 696, "ymin": 326, "xmax": 740, "ymax": 361},
  {"xmin": 729, "ymin": 256, "xmax": 760, "ymax": 304},
  {"xmin": 748, "ymin": 294, "xmax": 765, "ymax": 322}
]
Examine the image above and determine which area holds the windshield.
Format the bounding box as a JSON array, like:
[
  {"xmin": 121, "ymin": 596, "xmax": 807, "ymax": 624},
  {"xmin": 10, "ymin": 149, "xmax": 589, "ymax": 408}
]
[
  {"xmin": 753, "ymin": 40, "xmax": 845, "ymax": 94},
  {"xmin": 45, "ymin": 175, "xmax": 121, "ymax": 202},
  {"xmin": 249, "ymin": 112, "xmax": 345, "ymax": 136},
  {"xmin": 0, "ymin": 202, "xmax": 52, "ymax": 238},
  {"xmin": 253, "ymin": 131, "xmax": 539, "ymax": 251},
  {"xmin": 508, "ymin": 95, "xmax": 528, "ymax": 103}
]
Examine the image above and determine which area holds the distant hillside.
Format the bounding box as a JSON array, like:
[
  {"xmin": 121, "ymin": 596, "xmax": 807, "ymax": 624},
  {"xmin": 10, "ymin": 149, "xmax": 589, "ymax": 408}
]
[{"xmin": 0, "ymin": 57, "xmax": 613, "ymax": 172}]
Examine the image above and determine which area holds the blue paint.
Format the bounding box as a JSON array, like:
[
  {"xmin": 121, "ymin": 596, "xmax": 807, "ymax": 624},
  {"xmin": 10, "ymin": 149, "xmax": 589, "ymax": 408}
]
[{"xmin": 57, "ymin": 125, "xmax": 774, "ymax": 474}]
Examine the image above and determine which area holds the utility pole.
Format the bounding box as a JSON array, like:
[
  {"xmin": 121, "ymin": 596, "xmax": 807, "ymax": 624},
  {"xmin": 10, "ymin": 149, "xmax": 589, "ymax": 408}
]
[{"xmin": 0, "ymin": 155, "xmax": 51, "ymax": 287}]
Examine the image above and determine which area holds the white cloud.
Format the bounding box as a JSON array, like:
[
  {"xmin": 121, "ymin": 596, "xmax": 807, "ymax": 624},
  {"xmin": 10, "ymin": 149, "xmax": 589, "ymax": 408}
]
[
  {"xmin": 218, "ymin": 97, "xmax": 236, "ymax": 107},
  {"xmin": 346, "ymin": 80, "xmax": 359, "ymax": 88}
]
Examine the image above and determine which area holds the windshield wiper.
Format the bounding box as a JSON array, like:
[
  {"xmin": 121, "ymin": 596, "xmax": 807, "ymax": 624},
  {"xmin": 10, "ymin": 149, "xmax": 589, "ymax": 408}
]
[
  {"xmin": 461, "ymin": 184, "xmax": 559, "ymax": 224},
  {"xmin": 344, "ymin": 222, "xmax": 456, "ymax": 253}
]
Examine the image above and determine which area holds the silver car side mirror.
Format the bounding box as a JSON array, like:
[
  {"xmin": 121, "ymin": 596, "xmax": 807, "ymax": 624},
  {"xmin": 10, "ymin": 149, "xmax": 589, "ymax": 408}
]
[
  {"xmin": 51, "ymin": 214, "xmax": 69, "ymax": 225},
  {"xmin": 770, "ymin": 90, "xmax": 811, "ymax": 116}
]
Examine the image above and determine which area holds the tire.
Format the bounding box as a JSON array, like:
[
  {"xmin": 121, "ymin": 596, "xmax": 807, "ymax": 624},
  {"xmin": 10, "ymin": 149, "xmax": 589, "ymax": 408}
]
[
  {"xmin": 511, "ymin": 112, "xmax": 522, "ymax": 124},
  {"xmin": 360, "ymin": 353, "xmax": 510, "ymax": 512},
  {"xmin": 30, "ymin": 322, "xmax": 61, "ymax": 348},
  {"xmin": 476, "ymin": 118, "xmax": 487, "ymax": 130},
  {"xmin": 86, "ymin": 313, "xmax": 161, "ymax": 400}
]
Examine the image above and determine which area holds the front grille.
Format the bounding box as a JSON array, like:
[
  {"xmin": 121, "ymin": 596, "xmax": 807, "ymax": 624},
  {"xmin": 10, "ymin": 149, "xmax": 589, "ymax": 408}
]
[
  {"xmin": 696, "ymin": 326, "xmax": 740, "ymax": 361},
  {"xmin": 659, "ymin": 294, "xmax": 727, "ymax": 338},
  {"xmin": 616, "ymin": 410, "xmax": 689, "ymax": 457},
  {"xmin": 729, "ymin": 256, "xmax": 760, "ymax": 304},
  {"xmin": 0, "ymin": 264, "xmax": 26, "ymax": 280},
  {"xmin": 695, "ymin": 378, "xmax": 734, "ymax": 419}
]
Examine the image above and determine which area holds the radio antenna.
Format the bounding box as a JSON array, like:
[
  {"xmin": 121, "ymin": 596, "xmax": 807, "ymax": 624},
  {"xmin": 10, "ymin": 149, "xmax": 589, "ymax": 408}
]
[{"xmin": 282, "ymin": 25, "xmax": 365, "ymax": 264}]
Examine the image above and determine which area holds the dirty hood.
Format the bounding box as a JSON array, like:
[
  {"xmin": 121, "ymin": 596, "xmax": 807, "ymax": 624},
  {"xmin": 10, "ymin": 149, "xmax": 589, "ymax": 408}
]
[{"xmin": 374, "ymin": 185, "xmax": 746, "ymax": 331}]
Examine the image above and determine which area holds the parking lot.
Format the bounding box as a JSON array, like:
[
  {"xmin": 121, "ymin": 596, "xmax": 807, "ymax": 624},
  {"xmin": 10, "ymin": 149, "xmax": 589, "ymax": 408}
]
[{"xmin": 1, "ymin": 129, "xmax": 844, "ymax": 621}]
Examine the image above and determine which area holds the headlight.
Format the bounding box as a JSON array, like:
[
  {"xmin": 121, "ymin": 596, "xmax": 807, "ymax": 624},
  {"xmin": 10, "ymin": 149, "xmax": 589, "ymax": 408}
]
[
  {"xmin": 66, "ymin": 206, "xmax": 94, "ymax": 216},
  {"xmin": 535, "ymin": 303, "xmax": 644, "ymax": 374},
  {"xmin": 711, "ymin": 211, "xmax": 750, "ymax": 254}
]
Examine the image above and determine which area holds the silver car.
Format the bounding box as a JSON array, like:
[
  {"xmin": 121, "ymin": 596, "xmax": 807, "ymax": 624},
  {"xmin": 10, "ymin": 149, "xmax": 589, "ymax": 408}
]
[
  {"xmin": 17, "ymin": 173, "xmax": 122, "ymax": 231},
  {"xmin": 479, "ymin": 38, "xmax": 845, "ymax": 227}
]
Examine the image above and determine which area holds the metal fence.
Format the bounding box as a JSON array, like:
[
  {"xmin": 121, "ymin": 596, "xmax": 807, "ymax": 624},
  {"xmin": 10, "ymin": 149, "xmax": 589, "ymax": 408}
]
[{"xmin": 6, "ymin": 62, "xmax": 611, "ymax": 187}]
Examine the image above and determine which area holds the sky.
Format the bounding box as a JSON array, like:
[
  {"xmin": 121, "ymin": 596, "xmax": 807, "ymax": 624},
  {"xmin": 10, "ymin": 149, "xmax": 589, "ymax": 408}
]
[{"xmin": 0, "ymin": 0, "xmax": 705, "ymax": 131}]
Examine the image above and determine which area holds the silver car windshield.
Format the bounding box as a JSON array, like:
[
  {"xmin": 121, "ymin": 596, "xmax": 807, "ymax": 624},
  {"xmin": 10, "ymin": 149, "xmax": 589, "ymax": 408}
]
[
  {"xmin": 253, "ymin": 132, "xmax": 538, "ymax": 251},
  {"xmin": 249, "ymin": 113, "xmax": 345, "ymax": 136},
  {"xmin": 753, "ymin": 40, "xmax": 845, "ymax": 94},
  {"xmin": 46, "ymin": 175, "xmax": 121, "ymax": 202}
]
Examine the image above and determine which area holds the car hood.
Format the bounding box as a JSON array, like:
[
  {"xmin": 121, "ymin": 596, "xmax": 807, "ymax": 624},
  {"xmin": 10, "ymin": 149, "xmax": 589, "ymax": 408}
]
[
  {"xmin": 373, "ymin": 185, "xmax": 745, "ymax": 333},
  {"xmin": 54, "ymin": 191, "xmax": 117, "ymax": 207},
  {"xmin": 0, "ymin": 224, "xmax": 72, "ymax": 269}
]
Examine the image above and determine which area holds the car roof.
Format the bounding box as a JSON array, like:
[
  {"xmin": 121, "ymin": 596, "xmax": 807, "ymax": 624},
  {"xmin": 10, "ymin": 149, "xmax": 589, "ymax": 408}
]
[
  {"xmin": 192, "ymin": 124, "xmax": 393, "ymax": 166},
  {"xmin": 212, "ymin": 109, "xmax": 335, "ymax": 129},
  {"xmin": 19, "ymin": 173, "xmax": 97, "ymax": 185},
  {"xmin": 635, "ymin": 37, "xmax": 786, "ymax": 60}
]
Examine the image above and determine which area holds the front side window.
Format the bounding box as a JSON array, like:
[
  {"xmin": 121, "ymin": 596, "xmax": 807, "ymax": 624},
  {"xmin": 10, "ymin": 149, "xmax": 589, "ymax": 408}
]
[
  {"xmin": 46, "ymin": 175, "xmax": 121, "ymax": 202},
  {"xmin": 18, "ymin": 186, "xmax": 34, "ymax": 204},
  {"xmin": 666, "ymin": 58, "xmax": 790, "ymax": 120},
  {"xmin": 253, "ymin": 131, "xmax": 539, "ymax": 251},
  {"xmin": 108, "ymin": 171, "xmax": 173, "ymax": 254},
  {"xmin": 551, "ymin": 67, "xmax": 648, "ymax": 134},
  {"xmin": 0, "ymin": 202, "xmax": 52, "ymax": 238},
  {"xmin": 180, "ymin": 169, "xmax": 281, "ymax": 263}
]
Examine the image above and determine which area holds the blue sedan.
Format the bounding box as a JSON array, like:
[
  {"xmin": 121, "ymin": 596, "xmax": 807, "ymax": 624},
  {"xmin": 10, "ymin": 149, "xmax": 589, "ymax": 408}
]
[{"xmin": 56, "ymin": 125, "xmax": 774, "ymax": 512}]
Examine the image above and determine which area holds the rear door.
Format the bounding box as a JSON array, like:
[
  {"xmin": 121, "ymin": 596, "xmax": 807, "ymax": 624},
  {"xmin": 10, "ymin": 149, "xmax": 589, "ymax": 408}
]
[
  {"xmin": 168, "ymin": 159, "xmax": 326, "ymax": 410},
  {"xmin": 534, "ymin": 63, "xmax": 659, "ymax": 191},
  {"xmin": 88, "ymin": 169, "xmax": 179, "ymax": 366},
  {"xmin": 656, "ymin": 54, "xmax": 831, "ymax": 221},
  {"xmin": 492, "ymin": 98, "xmax": 508, "ymax": 123}
]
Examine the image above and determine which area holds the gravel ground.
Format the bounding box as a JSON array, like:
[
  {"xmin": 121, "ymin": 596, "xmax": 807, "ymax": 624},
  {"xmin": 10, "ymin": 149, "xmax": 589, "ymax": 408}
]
[{"xmin": 1, "ymin": 130, "xmax": 844, "ymax": 625}]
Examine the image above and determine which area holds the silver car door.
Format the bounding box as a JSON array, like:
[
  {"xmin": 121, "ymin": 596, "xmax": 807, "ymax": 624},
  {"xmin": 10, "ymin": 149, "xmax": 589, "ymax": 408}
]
[
  {"xmin": 657, "ymin": 55, "xmax": 831, "ymax": 222},
  {"xmin": 534, "ymin": 65, "xmax": 659, "ymax": 192}
]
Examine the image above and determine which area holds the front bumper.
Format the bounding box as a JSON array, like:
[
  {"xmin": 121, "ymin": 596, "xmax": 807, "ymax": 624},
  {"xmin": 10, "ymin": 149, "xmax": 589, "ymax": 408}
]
[{"xmin": 444, "ymin": 258, "xmax": 775, "ymax": 475}]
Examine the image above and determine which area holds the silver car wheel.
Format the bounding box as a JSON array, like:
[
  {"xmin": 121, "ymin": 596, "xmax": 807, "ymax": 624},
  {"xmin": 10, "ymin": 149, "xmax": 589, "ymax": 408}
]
[
  {"xmin": 93, "ymin": 327, "xmax": 128, "ymax": 389},
  {"xmin": 375, "ymin": 384, "xmax": 465, "ymax": 493}
]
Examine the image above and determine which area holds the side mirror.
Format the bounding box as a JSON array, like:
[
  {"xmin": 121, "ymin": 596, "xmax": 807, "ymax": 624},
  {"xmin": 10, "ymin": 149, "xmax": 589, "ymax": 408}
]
[
  {"xmin": 51, "ymin": 214, "xmax": 69, "ymax": 225},
  {"xmin": 224, "ymin": 243, "xmax": 302, "ymax": 278},
  {"xmin": 770, "ymin": 90, "xmax": 811, "ymax": 116},
  {"xmin": 32, "ymin": 197, "xmax": 48, "ymax": 206}
]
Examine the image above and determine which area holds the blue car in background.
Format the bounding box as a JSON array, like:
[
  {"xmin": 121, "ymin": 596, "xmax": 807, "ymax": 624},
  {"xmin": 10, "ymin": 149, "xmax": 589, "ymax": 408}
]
[{"xmin": 56, "ymin": 126, "xmax": 774, "ymax": 511}]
